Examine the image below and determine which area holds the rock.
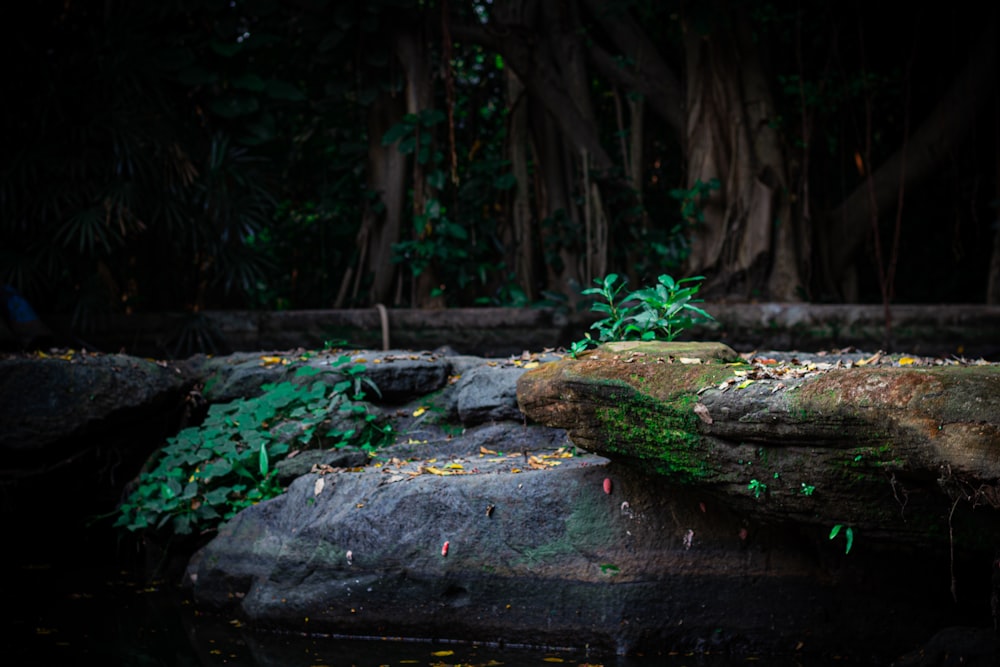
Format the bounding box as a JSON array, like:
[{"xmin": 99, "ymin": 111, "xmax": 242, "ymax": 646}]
[
  {"xmin": 184, "ymin": 417, "xmax": 969, "ymax": 659},
  {"xmin": 0, "ymin": 352, "xmax": 188, "ymax": 452},
  {"xmin": 518, "ymin": 341, "xmax": 1000, "ymax": 546},
  {"xmin": 350, "ymin": 350, "xmax": 451, "ymax": 402},
  {"xmin": 274, "ymin": 448, "xmax": 369, "ymax": 484},
  {"xmin": 453, "ymin": 364, "xmax": 526, "ymax": 425},
  {"xmin": 189, "ymin": 352, "xmax": 295, "ymax": 403},
  {"xmin": 892, "ymin": 627, "xmax": 1000, "ymax": 666}
]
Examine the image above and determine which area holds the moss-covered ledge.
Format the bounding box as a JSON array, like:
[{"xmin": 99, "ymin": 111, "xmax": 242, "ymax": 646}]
[{"xmin": 517, "ymin": 341, "xmax": 1000, "ymax": 546}]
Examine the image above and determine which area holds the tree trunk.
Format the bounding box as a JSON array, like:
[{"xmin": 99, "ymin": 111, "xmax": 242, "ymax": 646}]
[
  {"xmin": 505, "ymin": 69, "xmax": 536, "ymax": 301},
  {"xmin": 532, "ymin": 105, "xmax": 583, "ymax": 302},
  {"xmin": 681, "ymin": 7, "xmax": 804, "ymax": 301},
  {"xmin": 395, "ymin": 26, "xmax": 446, "ymax": 309},
  {"xmin": 343, "ymin": 92, "xmax": 407, "ymax": 307}
]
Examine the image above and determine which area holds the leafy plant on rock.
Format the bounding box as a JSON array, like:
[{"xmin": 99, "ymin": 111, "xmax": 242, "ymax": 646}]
[
  {"xmin": 115, "ymin": 355, "xmax": 392, "ymax": 537},
  {"xmin": 569, "ymin": 273, "xmax": 715, "ymax": 356}
]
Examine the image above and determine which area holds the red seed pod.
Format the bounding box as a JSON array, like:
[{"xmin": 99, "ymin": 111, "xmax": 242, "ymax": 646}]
[
  {"xmin": 441, "ymin": 541, "xmax": 450, "ymax": 557},
  {"xmin": 603, "ymin": 478, "xmax": 612, "ymax": 494}
]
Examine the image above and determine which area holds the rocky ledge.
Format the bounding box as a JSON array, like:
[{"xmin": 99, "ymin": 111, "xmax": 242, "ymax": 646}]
[{"xmin": 3, "ymin": 343, "xmax": 999, "ymax": 663}]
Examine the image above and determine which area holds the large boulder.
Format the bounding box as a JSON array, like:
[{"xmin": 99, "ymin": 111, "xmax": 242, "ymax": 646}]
[
  {"xmin": 0, "ymin": 351, "xmax": 188, "ymax": 453},
  {"xmin": 184, "ymin": 420, "xmax": 964, "ymax": 659},
  {"xmin": 518, "ymin": 341, "xmax": 1000, "ymax": 546}
]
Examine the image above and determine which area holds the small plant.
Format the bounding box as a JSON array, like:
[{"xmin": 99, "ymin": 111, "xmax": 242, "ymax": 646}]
[
  {"xmin": 829, "ymin": 524, "xmax": 855, "ymax": 554},
  {"xmin": 115, "ymin": 355, "xmax": 392, "ymax": 537},
  {"xmin": 800, "ymin": 483, "xmax": 816, "ymax": 496},
  {"xmin": 748, "ymin": 478, "xmax": 768, "ymax": 499},
  {"xmin": 570, "ymin": 272, "xmax": 714, "ymax": 356}
]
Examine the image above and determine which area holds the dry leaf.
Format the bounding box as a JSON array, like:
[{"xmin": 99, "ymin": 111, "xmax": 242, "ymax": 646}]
[
  {"xmin": 693, "ymin": 402, "xmax": 713, "ymax": 424},
  {"xmin": 313, "ymin": 477, "xmax": 325, "ymax": 496}
]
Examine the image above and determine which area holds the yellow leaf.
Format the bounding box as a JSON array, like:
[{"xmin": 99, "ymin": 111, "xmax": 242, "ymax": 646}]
[
  {"xmin": 431, "ymin": 650, "xmax": 454, "ymax": 657},
  {"xmin": 354, "ymin": 358, "xmax": 367, "ymax": 363},
  {"xmin": 898, "ymin": 357, "xmax": 916, "ymax": 365},
  {"xmin": 373, "ymin": 358, "xmax": 382, "ymax": 364},
  {"xmin": 543, "ymin": 658, "xmax": 565, "ymax": 663},
  {"xmin": 412, "ymin": 406, "xmax": 427, "ymax": 417},
  {"xmin": 425, "ymin": 466, "xmax": 452, "ymax": 476},
  {"xmin": 736, "ymin": 379, "xmax": 755, "ymax": 390},
  {"xmin": 445, "ymin": 462, "xmax": 464, "ymax": 470},
  {"xmin": 511, "ymin": 468, "xmax": 522, "ymax": 474},
  {"xmin": 260, "ymin": 355, "xmax": 286, "ymax": 366},
  {"xmin": 480, "ymin": 446, "xmax": 498, "ymax": 455},
  {"xmin": 523, "ymin": 361, "xmax": 539, "ymax": 369}
]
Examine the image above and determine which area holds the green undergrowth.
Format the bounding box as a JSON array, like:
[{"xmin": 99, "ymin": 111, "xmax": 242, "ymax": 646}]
[{"xmin": 115, "ymin": 355, "xmax": 393, "ymax": 538}]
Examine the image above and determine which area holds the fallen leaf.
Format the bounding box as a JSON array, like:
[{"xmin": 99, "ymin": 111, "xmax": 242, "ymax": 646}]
[
  {"xmin": 678, "ymin": 357, "xmax": 702, "ymax": 364},
  {"xmin": 898, "ymin": 356, "xmax": 917, "ymax": 366},
  {"xmin": 523, "ymin": 361, "xmax": 539, "ymax": 369},
  {"xmin": 313, "ymin": 477, "xmax": 325, "ymax": 496},
  {"xmin": 431, "ymin": 649, "xmax": 454, "ymax": 656},
  {"xmin": 693, "ymin": 402, "xmax": 713, "ymax": 424},
  {"xmin": 480, "ymin": 446, "xmax": 498, "ymax": 455},
  {"xmin": 412, "ymin": 406, "xmax": 428, "ymax": 417},
  {"xmin": 603, "ymin": 478, "xmax": 613, "ymax": 494},
  {"xmin": 440, "ymin": 541, "xmax": 449, "ymax": 557}
]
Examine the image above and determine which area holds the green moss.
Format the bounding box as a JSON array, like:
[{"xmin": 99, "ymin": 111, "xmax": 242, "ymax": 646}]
[{"xmin": 594, "ymin": 388, "xmax": 712, "ymax": 483}]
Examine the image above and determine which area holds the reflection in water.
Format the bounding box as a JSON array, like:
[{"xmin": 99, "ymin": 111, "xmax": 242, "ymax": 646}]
[{"xmin": 8, "ymin": 555, "xmax": 874, "ymax": 667}]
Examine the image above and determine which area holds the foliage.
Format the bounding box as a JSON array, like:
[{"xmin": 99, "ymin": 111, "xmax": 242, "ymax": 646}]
[
  {"xmin": 570, "ymin": 272, "xmax": 715, "ymax": 356},
  {"xmin": 748, "ymin": 478, "xmax": 768, "ymax": 499},
  {"xmin": 829, "ymin": 524, "xmax": 855, "ymax": 554},
  {"xmin": 1, "ymin": 0, "xmax": 991, "ymax": 329},
  {"xmin": 114, "ymin": 355, "xmax": 393, "ymax": 537}
]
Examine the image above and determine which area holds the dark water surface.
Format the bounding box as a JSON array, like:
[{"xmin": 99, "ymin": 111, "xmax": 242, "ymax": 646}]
[{"xmin": 6, "ymin": 547, "xmax": 883, "ymax": 667}]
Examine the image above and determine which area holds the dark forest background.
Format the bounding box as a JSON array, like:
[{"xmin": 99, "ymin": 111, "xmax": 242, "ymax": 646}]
[{"xmin": 2, "ymin": 0, "xmax": 998, "ymax": 332}]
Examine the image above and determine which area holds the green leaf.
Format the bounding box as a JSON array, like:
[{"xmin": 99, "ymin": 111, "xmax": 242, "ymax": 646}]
[
  {"xmin": 210, "ymin": 39, "xmax": 243, "ymax": 57},
  {"xmin": 845, "ymin": 527, "xmax": 854, "ymax": 554},
  {"xmin": 829, "ymin": 524, "xmax": 842, "ymax": 539},
  {"xmin": 209, "ymin": 94, "xmax": 260, "ymax": 118},
  {"xmin": 382, "ymin": 121, "xmax": 413, "ymax": 146},
  {"xmin": 259, "ymin": 443, "xmax": 269, "ymax": 477},
  {"xmin": 177, "ymin": 66, "xmax": 219, "ymax": 86},
  {"xmin": 264, "ymin": 79, "xmax": 306, "ymax": 101},
  {"xmin": 231, "ymin": 73, "xmax": 266, "ymax": 92}
]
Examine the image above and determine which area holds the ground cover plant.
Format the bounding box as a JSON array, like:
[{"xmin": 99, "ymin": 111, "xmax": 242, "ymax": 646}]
[{"xmin": 115, "ymin": 355, "xmax": 392, "ymax": 537}]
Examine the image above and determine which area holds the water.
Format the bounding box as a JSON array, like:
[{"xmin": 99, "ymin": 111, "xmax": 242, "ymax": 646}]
[
  {"xmin": 2, "ymin": 496, "xmax": 877, "ymax": 667},
  {"xmin": 6, "ymin": 548, "xmax": 881, "ymax": 667}
]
